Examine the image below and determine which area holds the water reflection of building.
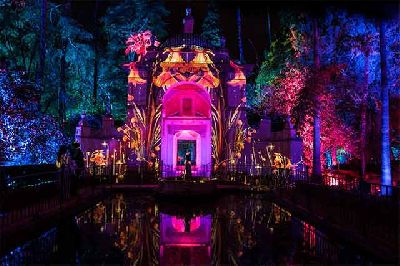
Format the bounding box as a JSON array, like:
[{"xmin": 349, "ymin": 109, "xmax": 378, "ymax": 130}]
[
  {"xmin": 75, "ymin": 194, "xmax": 160, "ymax": 265},
  {"xmin": 160, "ymin": 213, "xmax": 212, "ymax": 265},
  {"xmin": 71, "ymin": 194, "xmax": 345, "ymax": 265}
]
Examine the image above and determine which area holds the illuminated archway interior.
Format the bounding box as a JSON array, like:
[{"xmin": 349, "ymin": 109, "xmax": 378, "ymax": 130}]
[{"xmin": 161, "ymin": 82, "xmax": 212, "ymax": 177}]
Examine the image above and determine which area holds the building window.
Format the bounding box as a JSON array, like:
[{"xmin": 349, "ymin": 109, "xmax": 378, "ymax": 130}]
[{"xmin": 182, "ymin": 98, "xmax": 193, "ymax": 116}]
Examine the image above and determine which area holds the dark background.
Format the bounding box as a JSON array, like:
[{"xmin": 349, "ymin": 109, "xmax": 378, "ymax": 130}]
[{"xmin": 67, "ymin": 0, "xmax": 399, "ymax": 63}]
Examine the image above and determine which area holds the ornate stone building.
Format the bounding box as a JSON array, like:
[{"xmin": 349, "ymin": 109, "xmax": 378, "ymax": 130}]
[{"xmin": 76, "ymin": 10, "xmax": 303, "ymax": 178}]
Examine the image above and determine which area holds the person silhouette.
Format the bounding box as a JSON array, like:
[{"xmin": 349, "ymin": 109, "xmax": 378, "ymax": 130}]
[{"xmin": 185, "ymin": 149, "xmax": 192, "ymax": 180}]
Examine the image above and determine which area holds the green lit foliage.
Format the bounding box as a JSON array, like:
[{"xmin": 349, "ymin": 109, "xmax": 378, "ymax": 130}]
[
  {"xmin": 0, "ymin": 0, "xmax": 40, "ymax": 76},
  {"xmin": 40, "ymin": 3, "xmax": 95, "ymax": 122},
  {"xmin": 251, "ymin": 12, "xmax": 297, "ymax": 110},
  {"xmin": 201, "ymin": 0, "xmax": 222, "ymax": 47},
  {"xmin": 100, "ymin": 0, "xmax": 170, "ymax": 122},
  {"xmin": 0, "ymin": 1, "xmax": 97, "ymax": 132}
]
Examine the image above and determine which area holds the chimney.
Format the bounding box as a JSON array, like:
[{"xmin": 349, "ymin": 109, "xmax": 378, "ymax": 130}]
[{"xmin": 183, "ymin": 7, "xmax": 194, "ymax": 34}]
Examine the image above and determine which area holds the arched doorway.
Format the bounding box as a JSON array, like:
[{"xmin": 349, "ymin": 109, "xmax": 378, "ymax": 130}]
[{"xmin": 161, "ymin": 82, "xmax": 212, "ymax": 178}]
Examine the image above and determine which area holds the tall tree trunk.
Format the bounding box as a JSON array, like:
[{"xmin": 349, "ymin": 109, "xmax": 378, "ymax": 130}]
[
  {"xmin": 360, "ymin": 103, "xmax": 367, "ymax": 179},
  {"xmin": 379, "ymin": 20, "xmax": 392, "ymax": 193},
  {"xmin": 360, "ymin": 54, "xmax": 369, "ymax": 180},
  {"xmin": 37, "ymin": 0, "xmax": 47, "ymax": 90},
  {"xmin": 59, "ymin": 40, "xmax": 67, "ymax": 126},
  {"xmin": 92, "ymin": 0, "xmax": 99, "ymax": 106},
  {"xmin": 312, "ymin": 17, "xmax": 322, "ymax": 180},
  {"xmin": 236, "ymin": 7, "xmax": 244, "ymax": 64},
  {"xmin": 266, "ymin": 8, "xmax": 272, "ymax": 50}
]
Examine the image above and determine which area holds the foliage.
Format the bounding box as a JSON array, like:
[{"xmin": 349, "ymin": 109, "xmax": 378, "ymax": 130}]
[
  {"xmin": 256, "ymin": 9, "xmax": 363, "ymax": 168},
  {"xmin": 0, "ymin": 0, "xmax": 40, "ymax": 76},
  {"xmin": 201, "ymin": 0, "xmax": 222, "ymax": 47},
  {"xmin": 100, "ymin": 0, "xmax": 169, "ymax": 121},
  {"xmin": 0, "ymin": 71, "xmax": 65, "ymax": 164},
  {"xmin": 0, "ymin": 1, "xmax": 99, "ymax": 132},
  {"xmin": 42, "ymin": 3, "xmax": 95, "ymax": 120}
]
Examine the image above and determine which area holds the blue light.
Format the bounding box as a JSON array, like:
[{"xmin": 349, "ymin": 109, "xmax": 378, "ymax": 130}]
[{"xmin": 0, "ymin": 71, "xmax": 65, "ymax": 165}]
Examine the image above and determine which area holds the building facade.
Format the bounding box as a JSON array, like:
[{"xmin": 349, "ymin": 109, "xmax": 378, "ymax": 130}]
[{"xmin": 75, "ymin": 11, "xmax": 303, "ymax": 178}]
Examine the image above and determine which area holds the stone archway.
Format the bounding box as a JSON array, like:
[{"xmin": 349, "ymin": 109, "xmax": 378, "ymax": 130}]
[{"xmin": 161, "ymin": 82, "xmax": 211, "ymax": 177}]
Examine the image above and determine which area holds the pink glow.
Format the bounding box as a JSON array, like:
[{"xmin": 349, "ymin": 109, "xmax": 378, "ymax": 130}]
[
  {"xmin": 171, "ymin": 216, "xmax": 202, "ymax": 233},
  {"xmin": 161, "ymin": 82, "xmax": 212, "ymax": 177},
  {"xmin": 125, "ymin": 30, "xmax": 155, "ymax": 57},
  {"xmin": 160, "ymin": 214, "xmax": 212, "ymax": 245},
  {"xmin": 163, "ymin": 243, "xmax": 207, "ymax": 247},
  {"xmin": 171, "ymin": 216, "xmax": 185, "ymax": 232},
  {"xmin": 162, "ymin": 82, "xmax": 211, "ymax": 118}
]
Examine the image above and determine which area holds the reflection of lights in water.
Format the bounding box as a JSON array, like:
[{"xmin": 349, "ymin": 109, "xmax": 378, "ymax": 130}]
[
  {"xmin": 0, "ymin": 228, "xmax": 57, "ymax": 265},
  {"xmin": 171, "ymin": 216, "xmax": 201, "ymax": 232},
  {"xmin": 6, "ymin": 194, "xmax": 362, "ymax": 264}
]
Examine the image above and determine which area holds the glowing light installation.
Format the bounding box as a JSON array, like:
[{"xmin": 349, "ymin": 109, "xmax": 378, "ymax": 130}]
[
  {"xmin": 122, "ymin": 25, "xmax": 252, "ymax": 177},
  {"xmin": 118, "ymin": 13, "xmax": 303, "ymax": 178}
]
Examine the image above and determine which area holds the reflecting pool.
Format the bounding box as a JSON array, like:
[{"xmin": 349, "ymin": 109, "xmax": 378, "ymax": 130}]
[{"xmin": 1, "ymin": 193, "xmax": 372, "ymax": 265}]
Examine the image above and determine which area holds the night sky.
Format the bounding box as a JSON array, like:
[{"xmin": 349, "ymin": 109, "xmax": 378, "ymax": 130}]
[{"xmin": 67, "ymin": 0, "xmax": 398, "ymax": 63}]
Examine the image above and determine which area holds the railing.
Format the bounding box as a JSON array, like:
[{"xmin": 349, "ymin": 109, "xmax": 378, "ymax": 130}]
[
  {"xmin": 118, "ymin": 161, "xmax": 309, "ymax": 187},
  {"xmin": 292, "ymin": 217, "xmax": 341, "ymax": 264},
  {"xmin": 321, "ymin": 172, "xmax": 399, "ymax": 200},
  {"xmin": 322, "ymin": 173, "xmax": 359, "ymax": 191},
  {"xmin": 284, "ymin": 181, "xmax": 398, "ymax": 262},
  {"xmin": 1, "ymin": 228, "xmax": 57, "ymax": 265},
  {"xmin": 0, "ymin": 165, "xmax": 114, "ymax": 229},
  {"xmin": 161, "ymin": 163, "xmax": 212, "ymax": 179}
]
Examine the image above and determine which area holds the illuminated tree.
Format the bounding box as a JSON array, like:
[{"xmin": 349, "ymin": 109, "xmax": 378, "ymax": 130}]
[
  {"xmin": 100, "ymin": 0, "xmax": 169, "ymax": 121},
  {"xmin": 42, "ymin": 2, "xmax": 94, "ymax": 125},
  {"xmin": 0, "ymin": 71, "xmax": 65, "ymax": 164},
  {"xmin": 36, "ymin": 0, "xmax": 47, "ymax": 90},
  {"xmin": 257, "ymin": 9, "xmax": 362, "ymax": 172},
  {"xmin": 0, "ymin": 0, "xmax": 40, "ymax": 76},
  {"xmin": 201, "ymin": 0, "xmax": 222, "ymax": 47},
  {"xmin": 379, "ymin": 20, "xmax": 392, "ymax": 189}
]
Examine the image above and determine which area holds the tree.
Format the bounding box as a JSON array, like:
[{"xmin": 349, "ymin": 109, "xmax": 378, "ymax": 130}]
[
  {"xmin": 201, "ymin": 0, "xmax": 222, "ymax": 47},
  {"xmin": 256, "ymin": 8, "xmax": 361, "ymax": 171},
  {"xmin": 36, "ymin": 0, "xmax": 47, "ymax": 91},
  {"xmin": 236, "ymin": 7, "xmax": 244, "ymax": 63},
  {"xmin": 101, "ymin": 0, "xmax": 169, "ymax": 121},
  {"xmin": 42, "ymin": 2, "xmax": 94, "ymax": 126},
  {"xmin": 0, "ymin": 1, "xmax": 95, "ymax": 133},
  {"xmin": 92, "ymin": 0, "xmax": 100, "ymax": 106},
  {"xmin": 0, "ymin": 0, "xmax": 40, "ymax": 75},
  {"xmin": 346, "ymin": 35, "xmax": 376, "ymax": 179},
  {"xmin": 379, "ymin": 20, "xmax": 392, "ymax": 190},
  {"xmin": 311, "ymin": 17, "xmax": 322, "ymax": 179},
  {"xmin": 0, "ymin": 71, "xmax": 65, "ymax": 164}
]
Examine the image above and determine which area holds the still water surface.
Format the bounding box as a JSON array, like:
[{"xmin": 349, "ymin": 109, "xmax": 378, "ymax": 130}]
[{"xmin": 2, "ymin": 193, "xmax": 370, "ymax": 265}]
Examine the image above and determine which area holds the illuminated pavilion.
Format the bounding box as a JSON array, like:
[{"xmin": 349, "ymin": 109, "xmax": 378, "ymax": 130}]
[{"xmin": 76, "ymin": 9, "xmax": 302, "ymax": 178}]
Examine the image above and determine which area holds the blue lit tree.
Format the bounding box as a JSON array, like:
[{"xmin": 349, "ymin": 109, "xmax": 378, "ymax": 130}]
[
  {"xmin": 379, "ymin": 20, "xmax": 391, "ymax": 190},
  {"xmin": 0, "ymin": 71, "xmax": 65, "ymax": 165}
]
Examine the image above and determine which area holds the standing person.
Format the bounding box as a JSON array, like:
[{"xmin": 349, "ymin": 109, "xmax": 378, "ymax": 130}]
[
  {"xmin": 56, "ymin": 145, "xmax": 71, "ymax": 201},
  {"xmin": 70, "ymin": 142, "xmax": 84, "ymax": 195},
  {"xmin": 185, "ymin": 149, "xmax": 192, "ymax": 180}
]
